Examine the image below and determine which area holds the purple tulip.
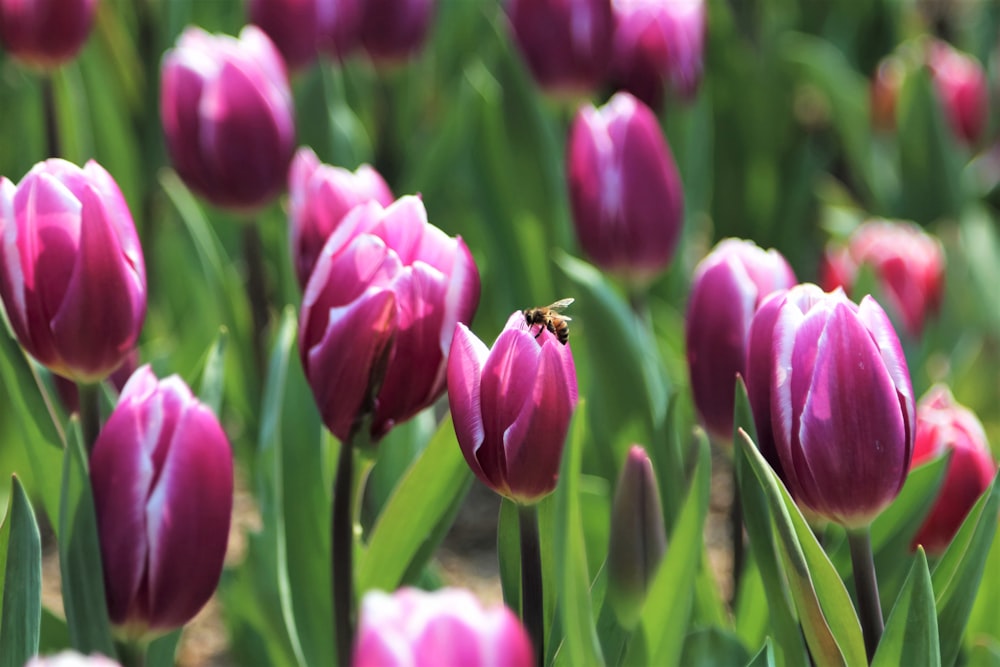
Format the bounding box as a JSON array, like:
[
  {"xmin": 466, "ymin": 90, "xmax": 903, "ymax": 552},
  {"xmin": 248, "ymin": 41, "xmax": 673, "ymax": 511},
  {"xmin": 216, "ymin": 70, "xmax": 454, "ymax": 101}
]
[
  {"xmin": 357, "ymin": 0, "xmax": 435, "ymax": 63},
  {"xmin": 685, "ymin": 239, "xmax": 796, "ymax": 442},
  {"xmin": 0, "ymin": 0, "xmax": 97, "ymax": 69},
  {"xmin": 448, "ymin": 311, "xmax": 578, "ymax": 503},
  {"xmin": 354, "ymin": 588, "xmax": 534, "ymax": 667},
  {"xmin": 745, "ymin": 284, "xmax": 915, "ymax": 527},
  {"xmin": 506, "ymin": 0, "xmax": 614, "ymax": 97},
  {"xmin": 249, "ymin": 0, "xmax": 362, "ymax": 69},
  {"xmin": 288, "ymin": 147, "xmax": 394, "ymax": 289},
  {"xmin": 161, "ymin": 25, "xmax": 296, "ymax": 212},
  {"xmin": 90, "ymin": 366, "xmax": 233, "ymax": 633},
  {"xmin": 567, "ymin": 92, "xmax": 684, "ymax": 285},
  {"xmin": 0, "ymin": 159, "xmax": 146, "ymax": 383},
  {"xmin": 300, "ymin": 195, "xmax": 480, "ymax": 442}
]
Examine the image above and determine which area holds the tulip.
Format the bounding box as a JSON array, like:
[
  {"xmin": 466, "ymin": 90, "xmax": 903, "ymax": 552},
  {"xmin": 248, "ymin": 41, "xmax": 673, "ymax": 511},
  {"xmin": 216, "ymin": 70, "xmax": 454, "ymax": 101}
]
[
  {"xmin": 249, "ymin": 0, "xmax": 362, "ymax": 69},
  {"xmin": 357, "ymin": 0, "xmax": 435, "ymax": 63},
  {"xmin": 90, "ymin": 366, "xmax": 233, "ymax": 634},
  {"xmin": 685, "ymin": 239, "xmax": 796, "ymax": 442},
  {"xmin": 161, "ymin": 25, "xmax": 295, "ymax": 211},
  {"xmin": 300, "ymin": 195, "xmax": 480, "ymax": 442},
  {"xmin": 288, "ymin": 147, "xmax": 394, "ymax": 289},
  {"xmin": 567, "ymin": 92, "xmax": 684, "ymax": 285},
  {"xmin": 26, "ymin": 653, "xmax": 121, "ymax": 667},
  {"xmin": 0, "ymin": 159, "xmax": 146, "ymax": 382},
  {"xmin": 506, "ymin": 0, "xmax": 613, "ymax": 96},
  {"xmin": 926, "ymin": 39, "xmax": 988, "ymax": 146},
  {"xmin": 0, "ymin": 0, "xmax": 97, "ymax": 69},
  {"xmin": 745, "ymin": 284, "xmax": 915, "ymax": 528},
  {"xmin": 910, "ymin": 385, "xmax": 996, "ymax": 555},
  {"xmin": 448, "ymin": 310, "xmax": 578, "ymax": 504},
  {"xmin": 820, "ymin": 220, "xmax": 944, "ymax": 337},
  {"xmin": 610, "ymin": 0, "xmax": 706, "ymax": 109},
  {"xmin": 354, "ymin": 588, "xmax": 534, "ymax": 667}
]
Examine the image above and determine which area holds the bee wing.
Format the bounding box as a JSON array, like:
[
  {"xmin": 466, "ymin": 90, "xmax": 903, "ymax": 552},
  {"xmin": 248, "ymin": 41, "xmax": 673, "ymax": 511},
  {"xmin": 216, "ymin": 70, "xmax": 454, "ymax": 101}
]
[{"xmin": 547, "ymin": 297, "xmax": 575, "ymax": 311}]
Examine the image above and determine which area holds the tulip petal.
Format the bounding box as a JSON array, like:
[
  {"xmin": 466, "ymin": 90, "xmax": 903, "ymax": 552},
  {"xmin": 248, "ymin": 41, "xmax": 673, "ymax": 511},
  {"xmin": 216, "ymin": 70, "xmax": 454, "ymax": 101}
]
[
  {"xmin": 160, "ymin": 53, "xmax": 214, "ymax": 197},
  {"xmin": 448, "ymin": 323, "xmax": 489, "ymax": 483},
  {"xmin": 744, "ymin": 289, "xmax": 785, "ymax": 469},
  {"xmin": 439, "ymin": 237, "xmax": 481, "ymax": 355}
]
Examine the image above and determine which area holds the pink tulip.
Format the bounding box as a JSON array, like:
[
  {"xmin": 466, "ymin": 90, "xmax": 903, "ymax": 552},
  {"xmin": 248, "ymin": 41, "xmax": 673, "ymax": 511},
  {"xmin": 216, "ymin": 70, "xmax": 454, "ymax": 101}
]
[
  {"xmin": 0, "ymin": 159, "xmax": 146, "ymax": 382},
  {"xmin": 927, "ymin": 39, "xmax": 988, "ymax": 146},
  {"xmin": 448, "ymin": 310, "xmax": 578, "ymax": 503},
  {"xmin": 90, "ymin": 366, "xmax": 233, "ymax": 633},
  {"xmin": 288, "ymin": 147, "xmax": 394, "ymax": 289},
  {"xmin": 0, "ymin": 0, "xmax": 97, "ymax": 68},
  {"xmin": 25, "ymin": 653, "xmax": 120, "ymax": 667},
  {"xmin": 249, "ymin": 0, "xmax": 362, "ymax": 69},
  {"xmin": 299, "ymin": 195, "xmax": 480, "ymax": 442},
  {"xmin": 161, "ymin": 25, "xmax": 296, "ymax": 211},
  {"xmin": 358, "ymin": 0, "xmax": 435, "ymax": 63},
  {"xmin": 354, "ymin": 588, "xmax": 534, "ymax": 667}
]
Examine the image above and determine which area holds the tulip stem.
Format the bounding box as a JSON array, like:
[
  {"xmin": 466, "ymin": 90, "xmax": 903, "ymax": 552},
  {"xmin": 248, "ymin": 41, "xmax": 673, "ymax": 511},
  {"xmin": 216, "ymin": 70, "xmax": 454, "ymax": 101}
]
[
  {"xmin": 42, "ymin": 74, "xmax": 61, "ymax": 159},
  {"xmin": 242, "ymin": 220, "xmax": 270, "ymax": 379},
  {"xmin": 518, "ymin": 503, "xmax": 544, "ymax": 665},
  {"xmin": 847, "ymin": 527, "xmax": 883, "ymax": 661},
  {"xmin": 76, "ymin": 382, "xmax": 101, "ymax": 456},
  {"xmin": 332, "ymin": 435, "xmax": 356, "ymax": 667},
  {"xmin": 730, "ymin": 462, "xmax": 745, "ymax": 604},
  {"xmin": 117, "ymin": 640, "xmax": 146, "ymax": 667}
]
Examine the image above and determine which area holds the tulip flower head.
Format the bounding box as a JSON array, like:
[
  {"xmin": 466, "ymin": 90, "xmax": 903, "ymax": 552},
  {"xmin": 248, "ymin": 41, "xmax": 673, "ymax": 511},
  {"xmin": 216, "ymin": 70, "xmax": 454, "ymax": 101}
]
[
  {"xmin": 567, "ymin": 92, "xmax": 684, "ymax": 286},
  {"xmin": 90, "ymin": 366, "xmax": 234, "ymax": 636},
  {"xmin": 299, "ymin": 195, "xmax": 480, "ymax": 443},
  {"xmin": 357, "ymin": 0, "xmax": 435, "ymax": 63},
  {"xmin": 249, "ymin": 0, "xmax": 362, "ymax": 69},
  {"xmin": 685, "ymin": 238, "xmax": 796, "ymax": 442},
  {"xmin": 354, "ymin": 588, "xmax": 534, "ymax": 667},
  {"xmin": 448, "ymin": 311, "xmax": 579, "ymax": 504},
  {"xmin": 910, "ymin": 385, "xmax": 996, "ymax": 555},
  {"xmin": 0, "ymin": 159, "xmax": 146, "ymax": 382},
  {"xmin": 745, "ymin": 284, "xmax": 915, "ymax": 528},
  {"xmin": 161, "ymin": 25, "xmax": 296, "ymax": 212},
  {"xmin": 0, "ymin": 0, "xmax": 97, "ymax": 69}
]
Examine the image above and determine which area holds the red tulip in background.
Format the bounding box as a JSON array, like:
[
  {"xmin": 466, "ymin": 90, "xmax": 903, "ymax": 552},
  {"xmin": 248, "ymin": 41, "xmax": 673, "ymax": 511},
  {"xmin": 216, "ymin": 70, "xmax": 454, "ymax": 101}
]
[
  {"xmin": 448, "ymin": 311, "xmax": 578, "ymax": 504},
  {"xmin": 90, "ymin": 366, "xmax": 233, "ymax": 634},
  {"xmin": 685, "ymin": 238, "xmax": 796, "ymax": 442},
  {"xmin": 353, "ymin": 588, "xmax": 534, "ymax": 667},
  {"xmin": 160, "ymin": 25, "xmax": 296, "ymax": 211},
  {"xmin": 910, "ymin": 385, "xmax": 996, "ymax": 555},
  {"xmin": 249, "ymin": 0, "xmax": 362, "ymax": 69},
  {"xmin": 567, "ymin": 92, "xmax": 684, "ymax": 286},
  {"xmin": 0, "ymin": 0, "xmax": 97, "ymax": 68},
  {"xmin": 0, "ymin": 159, "xmax": 146, "ymax": 382}
]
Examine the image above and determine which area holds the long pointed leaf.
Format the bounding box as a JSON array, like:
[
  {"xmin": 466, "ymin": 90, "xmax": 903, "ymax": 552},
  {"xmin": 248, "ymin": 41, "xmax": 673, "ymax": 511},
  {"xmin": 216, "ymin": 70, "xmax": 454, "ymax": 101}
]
[
  {"xmin": 0, "ymin": 477, "xmax": 41, "ymax": 667},
  {"xmin": 872, "ymin": 549, "xmax": 939, "ymax": 667}
]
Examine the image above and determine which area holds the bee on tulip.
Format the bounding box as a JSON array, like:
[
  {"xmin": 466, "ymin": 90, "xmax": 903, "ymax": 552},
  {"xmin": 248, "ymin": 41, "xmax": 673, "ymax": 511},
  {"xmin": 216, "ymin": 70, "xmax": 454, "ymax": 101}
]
[{"xmin": 523, "ymin": 298, "xmax": 574, "ymax": 345}]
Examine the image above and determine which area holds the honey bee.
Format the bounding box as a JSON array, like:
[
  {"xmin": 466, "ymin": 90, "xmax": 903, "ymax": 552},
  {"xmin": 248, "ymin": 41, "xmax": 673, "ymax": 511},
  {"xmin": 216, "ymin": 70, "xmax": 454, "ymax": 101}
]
[{"xmin": 523, "ymin": 298, "xmax": 574, "ymax": 345}]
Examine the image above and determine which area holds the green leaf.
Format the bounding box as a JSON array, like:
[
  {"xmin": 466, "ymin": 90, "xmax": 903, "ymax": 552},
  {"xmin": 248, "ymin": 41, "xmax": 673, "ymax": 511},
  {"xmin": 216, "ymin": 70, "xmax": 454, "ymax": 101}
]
[
  {"xmin": 680, "ymin": 627, "xmax": 751, "ymax": 666},
  {"xmin": 747, "ymin": 639, "xmax": 777, "ymax": 667},
  {"xmin": 0, "ymin": 477, "xmax": 41, "ymax": 667},
  {"xmin": 146, "ymin": 630, "xmax": 182, "ymax": 667},
  {"xmin": 196, "ymin": 328, "xmax": 229, "ymax": 415},
  {"xmin": 872, "ymin": 549, "xmax": 939, "ymax": 667}
]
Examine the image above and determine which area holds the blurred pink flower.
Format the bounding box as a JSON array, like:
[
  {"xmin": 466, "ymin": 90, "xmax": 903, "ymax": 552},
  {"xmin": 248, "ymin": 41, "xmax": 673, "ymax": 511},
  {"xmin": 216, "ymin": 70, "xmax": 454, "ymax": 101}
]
[
  {"xmin": 0, "ymin": 0, "xmax": 97, "ymax": 68},
  {"xmin": 249, "ymin": 0, "xmax": 362, "ymax": 69}
]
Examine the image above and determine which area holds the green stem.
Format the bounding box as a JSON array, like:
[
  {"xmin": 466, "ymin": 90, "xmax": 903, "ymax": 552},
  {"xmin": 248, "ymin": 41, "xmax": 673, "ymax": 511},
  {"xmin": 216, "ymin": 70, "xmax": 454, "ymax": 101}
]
[
  {"xmin": 847, "ymin": 527, "xmax": 883, "ymax": 661},
  {"xmin": 332, "ymin": 434, "xmax": 356, "ymax": 667},
  {"xmin": 242, "ymin": 220, "xmax": 270, "ymax": 379},
  {"xmin": 730, "ymin": 461, "xmax": 745, "ymax": 605},
  {"xmin": 76, "ymin": 382, "xmax": 101, "ymax": 456},
  {"xmin": 118, "ymin": 640, "xmax": 146, "ymax": 667},
  {"xmin": 518, "ymin": 504, "xmax": 544, "ymax": 665},
  {"xmin": 42, "ymin": 74, "xmax": 61, "ymax": 159}
]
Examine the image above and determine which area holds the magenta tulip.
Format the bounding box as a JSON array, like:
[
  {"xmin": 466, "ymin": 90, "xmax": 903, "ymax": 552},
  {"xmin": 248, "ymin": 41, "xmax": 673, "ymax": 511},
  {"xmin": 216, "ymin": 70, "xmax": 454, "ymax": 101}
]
[
  {"xmin": 357, "ymin": 0, "xmax": 435, "ymax": 63},
  {"xmin": 448, "ymin": 311, "xmax": 578, "ymax": 504},
  {"xmin": 927, "ymin": 39, "xmax": 988, "ymax": 146},
  {"xmin": 0, "ymin": 159, "xmax": 146, "ymax": 382},
  {"xmin": 249, "ymin": 0, "xmax": 362, "ymax": 69},
  {"xmin": 0, "ymin": 0, "xmax": 97, "ymax": 69},
  {"xmin": 300, "ymin": 195, "xmax": 480, "ymax": 442},
  {"xmin": 90, "ymin": 366, "xmax": 233, "ymax": 634},
  {"xmin": 26, "ymin": 653, "xmax": 121, "ymax": 667},
  {"xmin": 161, "ymin": 25, "xmax": 295, "ymax": 211},
  {"xmin": 685, "ymin": 239, "xmax": 796, "ymax": 442},
  {"xmin": 354, "ymin": 588, "xmax": 533, "ymax": 667},
  {"xmin": 567, "ymin": 92, "xmax": 684, "ymax": 285},
  {"xmin": 288, "ymin": 147, "xmax": 394, "ymax": 289}
]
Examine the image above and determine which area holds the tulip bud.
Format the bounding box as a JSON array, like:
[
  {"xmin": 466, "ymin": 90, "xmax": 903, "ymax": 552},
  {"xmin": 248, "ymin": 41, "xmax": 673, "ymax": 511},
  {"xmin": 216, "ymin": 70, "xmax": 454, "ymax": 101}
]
[
  {"xmin": 0, "ymin": 0, "xmax": 97, "ymax": 69},
  {"xmin": 745, "ymin": 284, "xmax": 915, "ymax": 528},
  {"xmin": 819, "ymin": 219, "xmax": 944, "ymax": 337},
  {"xmin": 610, "ymin": 0, "xmax": 706, "ymax": 110},
  {"xmin": 249, "ymin": 0, "xmax": 362, "ymax": 69},
  {"xmin": 606, "ymin": 445, "xmax": 666, "ymax": 629},
  {"xmin": 90, "ymin": 366, "xmax": 233, "ymax": 635},
  {"xmin": 448, "ymin": 310, "xmax": 578, "ymax": 504},
  {"xmin": 0, "ymin": 159, "xmax": 146, "ymax": 382},
  {"xmin": 288, "ymin": 147, "xmax": 394, "ymax": 289},
  {"xmin": 354, "ymin": 588, "xmax": 534, "ymax": 667},
  {"xmin": 926, "ymin": 39, "xmax": 988, "ymax": 146},
  {"xmin": 26, "ymin": 653, "xmax": 121, "ymax": 667},
  {"xmin": 300, "ymin": 196, "xmax": 480, "ymax": 442},
  {"xmin": 506, "ymin": 0, "xmax": 614, "ymax": 97},
  {"xmin": 685, "ymin": 239, "xmax": 796, "ymax": 442},
  {"xmin": 910, "ymin": 385, "xmax": 996, "ymax": 555},
  {"xmin": 567, "ymin": 92, "xmax": 684, "ymax": 285},
  {"xmin": 357, "ymin": 0, "xmax": 435, "ymax": 63},
  {"xmin": 160, "ymin": 25, "xmax": 296, "ymax": 212}
]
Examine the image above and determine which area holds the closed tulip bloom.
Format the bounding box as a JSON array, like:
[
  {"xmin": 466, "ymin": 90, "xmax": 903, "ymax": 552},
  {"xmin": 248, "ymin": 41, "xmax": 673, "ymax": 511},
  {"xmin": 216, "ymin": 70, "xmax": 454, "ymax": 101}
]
[
  {"xmin": 926, "ymin": 39, "xmax": 988, "ymax": 146},
  {"xmin": 567, "ymin": 92, "xmax": 684, "ymax": 285},
  {"xmin": 610, "ymin": 0, "xmax": 706, "ymax": 109},
  {"xmin": 26, "ymin": 653, "xmax": 121, "ymax": 667},
  {"xmin": 0, "ymin": 159, "xmax": 146, "ymax": 382},
  {"xmin": 448, "ymin": 311, "xmax": 578, "ymax": 504},
  {"xmin": 288, "ymin": 147, "xmax": 393, "ymax": 289},
  {"xmin": 358, "ymin": 0, "xmax": 435, "ymax": 63},
  {"xmin": 820, "ymin": 220, "xmax": 944, "ymax": 337},
  {"xmin": 506, "ymin": 0, "xmax": 614, "ymax": 96},
  {"xmin": 90, "ymin": 366, "xmax": 233, "ymax": 634},
  {"xmin": 249, "ymin": 0, "xmax": 362, "ymax": 69},
  {"xmin": 0, "ymin": 0, "xmax": 97, "ymax": 69},
  {"xmin": 300, "ymin": 196, "xmax": 480, "ymax": 442},
  {"xmin": 685, "ymin": 239, "xmax": 796, "ymax": 442},
  {"xmin": 354, "ymin": 588, "xmax": 533, "ymax": 667},
  {"xmin": 745, "ymin": 284, "xmax": 915, "ymax": 527},
  {"xmin": 910, "ymin": 385, "xmax": 996, "ymax": 555},
  {"xmin": 161, "ymin": 25, "xmax": 295, "ymax": 211}
]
